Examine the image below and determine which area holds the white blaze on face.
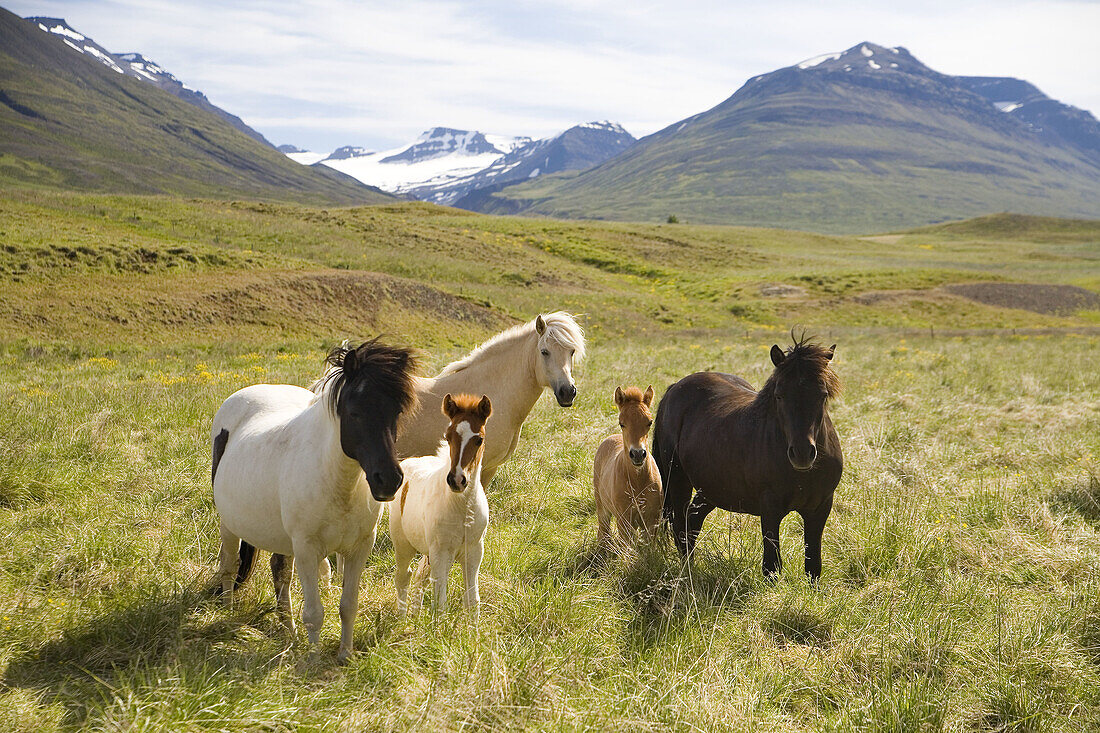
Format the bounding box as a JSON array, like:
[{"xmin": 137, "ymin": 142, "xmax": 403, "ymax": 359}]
[{"xmin": 452, "ymin": 420, "xmax": 475, "ymax": 488}]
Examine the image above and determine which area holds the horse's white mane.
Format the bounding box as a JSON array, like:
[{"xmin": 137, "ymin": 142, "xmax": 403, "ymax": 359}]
[{"xmin": 437, "ymin": 312, "xmax": 586, "ymax": 377}]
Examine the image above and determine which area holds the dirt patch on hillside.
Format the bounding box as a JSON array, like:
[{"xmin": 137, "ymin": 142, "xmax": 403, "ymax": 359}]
[
  {"xmin": 944, "ymin": 283, "xmax": 1100, "ymax": 315},
  {"xmin": 201, "ymin": 272, "xmax": 507, "ymax": 331},
  {"xmin": 0, "ymin": 269, "xmax": 512, "ymax": 344},
  {"xmin": 759, "ymin": 283, "xmax": 808, "ymax": 298}
]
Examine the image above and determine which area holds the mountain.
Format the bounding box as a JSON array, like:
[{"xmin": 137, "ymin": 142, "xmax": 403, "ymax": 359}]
[
  {"xmin": 471, "ymin": 43, "xmax": 1100, "ymax": 233},
  {"xmin": 26, "ymin": 16, "xmax": 273, "ymax": 147},
  {"xmin": 284, "ymin": 123, "xmax": 634, "ymax": 204},
  {"xmin": 0, "ymin": 7, "xmax": 387, "ymax": 203},
  {"xmin": 413, "ymin": 121, "xmax": 635, "ymax": 205},
  {"xmin": 299, "ymin": 127, "xmax": 532, "ymax": 196}
]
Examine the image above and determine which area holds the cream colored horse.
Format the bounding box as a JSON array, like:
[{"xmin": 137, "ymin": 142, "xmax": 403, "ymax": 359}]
[{"xmin": 399, "ymin": 312, "xmax": 584, "ymax": 484}]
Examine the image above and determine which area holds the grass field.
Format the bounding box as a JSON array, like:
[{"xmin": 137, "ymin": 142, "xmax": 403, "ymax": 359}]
[{"xmin": 0, "ymin": 191, "xmax": 1098, "ymax": 730}]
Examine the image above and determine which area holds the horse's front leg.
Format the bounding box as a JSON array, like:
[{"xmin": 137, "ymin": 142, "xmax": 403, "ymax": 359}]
[
  {"xmin": 802, "ymin": 495, "xmax": 833, "ymax": 584},
  {"xmin": 337, "ymin": 545, "xmax": 370, "ymax": 662},
  {"xmin": 460, "ymin": 539, "xmax": 484, "ymax": 614},
  {"xmin": 292, "ymin": 542, "xmax": 325, "ymax": 648},
  {"xmin": 760, "ymin": 510, "xmax": 785, "ymax": 579},
  {"xmin": 429, "ymin": 547, "xmax": 455, "ymax": 611}
]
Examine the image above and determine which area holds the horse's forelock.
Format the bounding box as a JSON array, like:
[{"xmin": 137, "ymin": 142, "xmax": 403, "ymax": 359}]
[
  {"xmin": 320, "ymin": 338, "xmax": 421, "ymax": 418},
  {"xmin": 540, "ymin": 311, "xmax": 586, "ymax": 362},
  {"xmin": 617, "ymin": 386, "xmax": 653, "ymax": 417},
  {"xmin": 764, "ymin": 340, "xmax": 841, "ymax": 400}
]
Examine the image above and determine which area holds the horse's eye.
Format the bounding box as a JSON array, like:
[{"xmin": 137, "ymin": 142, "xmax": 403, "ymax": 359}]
[
  {"xmin": 619, "ymin": 422, "xmax": 624, "ymax": 429},
  {"xmin": 647, "ymin": 420, "xmax": 653, "ymax": 429},
  {"xmin": 472, "ymin": 436, "xmax": 483, "ymax": 446},
  {"xmin": 775, "ymin": 393, "xmax": 783, "ymax": 401},
  {"xmin": 541, "ymin": 349, "xmax": 550, "ymax": 357}
]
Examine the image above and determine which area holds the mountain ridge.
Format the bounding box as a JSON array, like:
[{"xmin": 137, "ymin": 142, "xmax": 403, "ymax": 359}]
[
  {"xmin": 0, "ymin": 7, "xmax": 388, "ymax": 204},
  {"xmin": 25, "ymin": 16, "xmax": 273, "ymax": 147},
  {"xmin": 469, "ymin": 42, "xmax": 1100, "ymax": 233}
]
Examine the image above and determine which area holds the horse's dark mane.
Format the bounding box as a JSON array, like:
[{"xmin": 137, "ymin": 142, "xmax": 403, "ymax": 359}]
[
  {"xmin": 758, "ymin": 335, "xmax": 841, "ymax": 401},
  {"xmin": 320, "ymin": 338, "xmax": 420, "ymax": 417}
]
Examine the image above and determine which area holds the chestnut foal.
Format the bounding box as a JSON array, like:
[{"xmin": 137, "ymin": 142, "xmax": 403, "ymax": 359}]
[{"xmin": 593, "ymin": 386, "xmax": 663, "ymax": 550}]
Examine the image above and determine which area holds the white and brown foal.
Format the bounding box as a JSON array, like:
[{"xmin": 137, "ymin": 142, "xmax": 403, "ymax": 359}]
[
  {"xmin": 593, "ymin": 386, "xmax": 663, "ymax": 550},
  {"xmin": 390, "ymin": 393, "xmax": 492, "ymax": 614}
]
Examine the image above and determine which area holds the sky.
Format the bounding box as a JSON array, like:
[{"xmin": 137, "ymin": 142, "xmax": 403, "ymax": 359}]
[{"xmin": 8, "ymin": 0, "xmax": 1100, "ymax": 152}]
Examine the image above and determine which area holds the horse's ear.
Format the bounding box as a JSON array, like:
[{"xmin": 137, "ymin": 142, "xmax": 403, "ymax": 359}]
[
  {"xmin": 770, "ymin": 344, "xmax": 785, "ymax": 367},
  {"xmin": 442, "ymin": 393, "xmax": 457, "ymax": 418},
  {"xmin": 827, "ymin": 344, "xmax": 836, "ymax": 361},
  {"xmin": 343, "ymin": 347, "xmax": 358, "ymax": 374},
  {"xmin": 614, "ymin": 386, "xmax": 625, "ymax": 406},
  {"xmin": 535, "ymin": 314, "xmax": 546, "ymax": 336},
  {"xmin": 477, "ymin": 395, "xmax": 492, "ymax": 419},
  {"xmin": 643, "ymin": 385, "xmax": 654, "ymax": 406}
]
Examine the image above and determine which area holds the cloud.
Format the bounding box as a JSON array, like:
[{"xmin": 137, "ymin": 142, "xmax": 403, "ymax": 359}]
[{"xmin": 7, "ymin": 0, "xmax": 1099, "ymax": 151}]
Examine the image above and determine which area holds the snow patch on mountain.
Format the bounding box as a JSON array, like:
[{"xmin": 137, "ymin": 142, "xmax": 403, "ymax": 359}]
[{"xmin": 798, "ymin": 52, "xmax": 841, "ymax": 69}]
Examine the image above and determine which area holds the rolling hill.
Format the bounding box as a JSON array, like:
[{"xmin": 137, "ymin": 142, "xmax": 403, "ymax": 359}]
[
  {"xmin": 470, "ymin": 43, "xmax": 1100, "ymax": 233},
  {"xmin": 0, "ymin": 7, "xmax": 388, "ymax": 204}
]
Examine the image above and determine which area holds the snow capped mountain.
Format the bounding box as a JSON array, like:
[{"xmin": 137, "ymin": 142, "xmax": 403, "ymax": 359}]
[
  {"xmin": 380, "ymin": 127, "xmax": 529, "ymax": 164},
  {"xmin": 282, "ymin": 122, "xmax": 634, "ymax": 203},
  {"xmin": 286, "ymin": 128, "xmax": 533, "ymax": 196},
  {"xmin": 791, "ymin": 42, "xmax": 912, "ymax": 74},
  {"xmin": 423, "ymin": 121, "xmax": 636, "ymax": 206},
  {"xmin": 24, "ymin": 16, "xmax": 272, "ymax": 146},
  {"xmin": 785, "ymin": 41, "xmax": 1100, "ymax": 162}
]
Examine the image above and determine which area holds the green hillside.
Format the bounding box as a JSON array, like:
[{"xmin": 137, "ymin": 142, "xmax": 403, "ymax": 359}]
[
  {"xmin": 0, "ymin": 8, "xmax": 388, "ymax": 205},
  {"xmin": 472, "ymin": 44, "xmax": 1100, "ymax": 233},
  {"xmin": 2, "ymin": 191, "xmax": 1098, "ymax": 348}
]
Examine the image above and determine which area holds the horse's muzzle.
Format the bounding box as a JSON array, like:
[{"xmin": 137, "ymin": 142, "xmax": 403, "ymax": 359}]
[
  {"xmin": 787, "ymin": 444, "xmax": 817, "ymax": 472},
  {"xmin": 446, "ymin": 471, "xmax": 468, "ymax": 492},
  {"xmin": 368, "ymin": 466, "xmax": 404, "ymax": 501},
  {"xmin": 629, "ymin": 447, "xmax": 647, "ymax": 467},
  {"xmin": 555, "ymin": 383, "xmax": 577, "ymax": 407}
]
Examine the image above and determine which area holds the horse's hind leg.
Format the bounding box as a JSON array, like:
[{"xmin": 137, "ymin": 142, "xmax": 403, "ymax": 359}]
[
  {"xmin": 270, "ymin": 553, "xmax": 296, "ymax": 633},
  {"xmin": 663, "ymin": 463, "xmax": 695, "ymax": 555},
  {"xmin": 682, "ymin": 496, "xmax": 715, "ymax": 557},
  {"xmin": 215, "ymin": 525, "xmax": 241, "ymax": 597}
]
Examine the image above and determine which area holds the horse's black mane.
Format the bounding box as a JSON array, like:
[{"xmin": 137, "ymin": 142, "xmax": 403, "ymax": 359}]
[
  {"xmin": 320, "ymin": 338, "xmax": 420, "ymax": 417},
  {"xmin": 759, "ymin": 333, "xmax": 841, "ymax": 400}
]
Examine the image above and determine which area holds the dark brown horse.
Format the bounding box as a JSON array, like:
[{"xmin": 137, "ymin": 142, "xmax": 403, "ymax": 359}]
[{"xmin": 652, "ymin": 337, "xmax": 842, "ymax": 581}]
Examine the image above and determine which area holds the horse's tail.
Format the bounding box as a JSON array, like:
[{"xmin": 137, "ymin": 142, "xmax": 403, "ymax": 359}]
[
  {"xmin": 210, "ymin": 425, "xmax": 258, "ymax": 591},
  {"xmin": 651, "ymin": 386, "xmax": 677, "ymax": 520},
  {"xmin": 235, "ymin": 542, "xmax": 258, "ymax": 589}
]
